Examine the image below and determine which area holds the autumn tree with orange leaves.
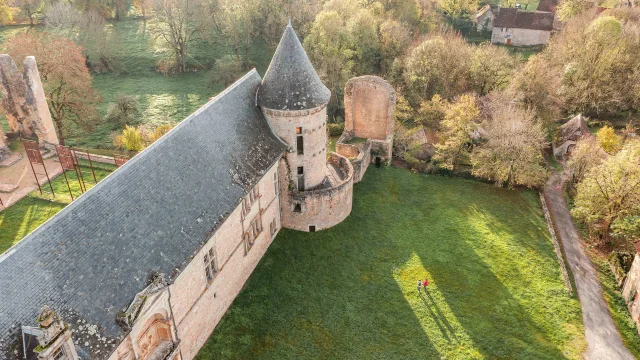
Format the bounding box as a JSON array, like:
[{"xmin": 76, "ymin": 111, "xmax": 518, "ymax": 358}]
[{"xmin": 4, "ymin": 31, "xmax": 101, "ymax": 145}]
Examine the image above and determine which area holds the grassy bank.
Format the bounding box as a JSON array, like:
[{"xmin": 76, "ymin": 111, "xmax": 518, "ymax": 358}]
[{"xmin": 197, "ymin": 167, "xmax": 585, "ymax": 359}]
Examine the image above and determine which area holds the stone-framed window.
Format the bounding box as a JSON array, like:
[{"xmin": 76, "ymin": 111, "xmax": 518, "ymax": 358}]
[
  {"xmin": 296, "ymin": 127, "xmax": 304, "ymax": 155},
  {"xmin": 293, "ymin": 203, "xmax": 302, "ymax": 213},
  {"xmin": 242, "ymin": 186, "xmax": 260, "ymax": 216},
  {"xmin": 273, "ymin": 172, "xmax": 278, "ymax": 195},
  {"xmin": 52, "ymin": 347, "xmax": 66, "ymax": 360},
  {"xmin": 244, "ymin": 216, "xmax": 263, "ymax": 254},
  {"xmin": 204, "ymin": 248, "xmax": 217, "ymax": 284},
  {"xmin": 270, "ymin": 218, "xmax": 277, "ymax": 237}
]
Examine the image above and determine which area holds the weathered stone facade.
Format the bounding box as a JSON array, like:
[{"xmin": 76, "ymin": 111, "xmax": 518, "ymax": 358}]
[
  {"xmin": 262, "ymin": 105, "xmax": 327, "ymax": 190},
  {"xmin": 338, "ymin": 76, "xmax": 396, "ymax": 170},
  {"xmin": 279, "ymin": 153, "xmax": 353, "ymax": 232},
  {"xmin": 491, "ymin": 27, "xmax": 551, "ymax": 46},
  {"xmin": 622, "ymin": 250, "xmax": 640, "ymax": 334},
  {"xmin": 0, "ymin": 55, "xmax": 59, "ymax": 146}
]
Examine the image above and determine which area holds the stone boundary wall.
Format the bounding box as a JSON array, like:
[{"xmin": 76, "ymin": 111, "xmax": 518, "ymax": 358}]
[
  {"xmin": 280, "ymin": 153, "xmax": 354, "ymax": 232},
  {"xmin": 540, "ymin": 192, "xmax": 573, "ymax": 296},
  {"xmin": 336, "ymin": 133, "xmax": 371, "ymax": 183}
]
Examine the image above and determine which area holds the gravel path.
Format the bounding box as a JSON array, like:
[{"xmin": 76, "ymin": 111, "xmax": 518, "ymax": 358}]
[{"xmin": 543, "ymin": 171, "xmax": 635, "ymax": 360}]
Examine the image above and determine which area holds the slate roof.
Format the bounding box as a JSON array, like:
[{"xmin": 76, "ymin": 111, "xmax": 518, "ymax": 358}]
[
  {"xmin": 257, "ymin": 22, "xmax": 331, "ymax": 111},
  {"xmin": 536, "ymin": 0, "xmax": 558, "ymax": 13},
  {"xmin": 493, "ymin": 9, "xmax": 555, "ymax": 31},
  {"xmin": 0, "ymin": 69, "xmax": 286, "ymax": 359}
]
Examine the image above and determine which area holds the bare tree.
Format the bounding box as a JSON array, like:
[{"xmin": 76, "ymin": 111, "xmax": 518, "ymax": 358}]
[{"xmin": 150, "ymin": 0, "xmax": 208, "ymax": 73}]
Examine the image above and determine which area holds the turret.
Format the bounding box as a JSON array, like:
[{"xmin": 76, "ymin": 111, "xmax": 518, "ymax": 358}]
[{"xmin": 257, "ymin": 21, "xmax": 330, "ymax": 190}]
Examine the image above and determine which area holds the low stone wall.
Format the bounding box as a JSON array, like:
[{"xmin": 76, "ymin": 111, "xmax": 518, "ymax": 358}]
[
  {"xmin": 336, "ymin": 133, "xmax": 371, "ymax": 183},
  {"xmin": 280, "ymin": 153, "xmax": 354, "ymax": 232}
]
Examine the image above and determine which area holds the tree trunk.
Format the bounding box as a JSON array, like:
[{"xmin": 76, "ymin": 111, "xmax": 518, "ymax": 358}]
[{"xmin": 54, "ymin": 118, "xmax": 65, "ymax": 146}]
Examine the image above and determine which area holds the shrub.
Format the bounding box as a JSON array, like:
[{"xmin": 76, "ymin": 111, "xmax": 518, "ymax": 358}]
[
  {"xmin": 106, "ymin": 95, "xmax": 140, "ymax": 125},
  {"xmin": 150, "ymin": 124, "xmax": 174, "ymax": 143},
  {"xmin": 117, "ymin": 125, "xmax": 145, "ymax": 152},
  {"xmin": 327, "ymin": 123, "xmax": 345, "ymax": 137}
]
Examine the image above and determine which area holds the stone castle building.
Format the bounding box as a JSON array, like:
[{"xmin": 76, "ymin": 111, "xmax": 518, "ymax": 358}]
[{"xmin": 0, "ymin": 22, "xmax": 395, "ymax": 360}]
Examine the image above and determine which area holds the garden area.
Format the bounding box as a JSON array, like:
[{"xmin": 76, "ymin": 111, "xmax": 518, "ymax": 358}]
[
  {"xmin": 0, "ymin": 163, "xmax": 112, "ymax": 254},
  {"xmin": 196, "ymin": 167, "xmax": 585, "ymax": 360}
]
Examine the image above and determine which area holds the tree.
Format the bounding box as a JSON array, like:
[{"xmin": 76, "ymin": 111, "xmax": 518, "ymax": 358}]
[
  {"xmin": 470, "ymin": 44, "xmax": 519, "ymax": 96},
  {"xmin": 4, "ymin": 31, "xmax": 101, "ymax": 145},
  {"xmin": 134, "ymin": 0, "xmax": 152, "ymax": 20},
  {"xmin": 404, "ymin": 31, "xmax": 472, "ymax": 103},
  {"xmin": 416, "ymin": 94, "xmax": 447, "ymax": 129},
  {"xmin": 508, "ymin": 54, "xmax": 563, "ymax": 124},
  {"xmin": 106, "ymin": 95, "xmax": 140, "ymax": 125},
  {"xmin": 16, "ymin": 0, "xmax": 43, "ymax": 26},
  {"xmin": 434, "ymin": 94, "xmax": 478, "ymax": 171},
  {"xmin": 117, "ymin": 125, "xmax": 145, "ymax": 152},
  {"xmin": 557, "ymin": 0, "xmax": 593, "ymax": 21},
  {"xmin": 435, "ymin": 0, "xmax": 477, "ymax": 19},
  {"xmin": 596, "ymin": 125, "xmax": 621, "ymax": 154},
  {"xmin": 379, "ymin": 19, "xmax": 411, "ymax": 75},
  {"xmin": 216, "ymin": 0, "xmax": 259, "ymax": 65},
  {"xmin": 572, "ymin": 141, "xmax": 640, "ymax": 242},
  {"xmin": 566, "ymin": 136, "xmax": 606, "ymax": 185},
  {"xmin": 150, "ymin": 0, "xmax": 208, "ymax": 73},
  {"xmin": 0, "ymin": 0, "xmax": 16, "ymax": 25},
  {"xmin": 207, "ymin": 55, "xmax": 244, "ymax": 88},
  {"xmin": 471, "ymin": 102, "xmax": 548, "ymax": 188},
  {"xmin": 346, "ymin": 8, "xmax": 381, "ymax": 75}
]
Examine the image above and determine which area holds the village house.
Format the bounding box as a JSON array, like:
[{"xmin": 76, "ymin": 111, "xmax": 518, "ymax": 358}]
[
  {"xmin": 553, "ymin": 114, "xmax": 591, "ymax": 158},
  {"xmin": 491, "ymin": 8, "xmax": 555, "ymax": 46},
  {"xmin": 475, "ymin": 4, "xmax": 497, "ymax": 32},
  {"xmin": 0, "ymin": 22, "xmax": 396, "ymax": 360}
]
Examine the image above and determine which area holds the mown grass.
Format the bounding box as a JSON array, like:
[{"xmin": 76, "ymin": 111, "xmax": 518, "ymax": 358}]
[
  {"xmin": 196, "ymin": 166, "xmax": 585, "ymax": 360},
  {"xmin": 0, "ymin": 197, "xmax": 66, "ymax": 254},
  {"xmin": 0, "ymin": 165, "xmax": 113, "ymax": 254}
]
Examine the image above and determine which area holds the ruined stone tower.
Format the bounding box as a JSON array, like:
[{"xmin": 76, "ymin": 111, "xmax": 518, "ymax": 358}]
[{"xmin": 258, "ymin": 22, "xmax": 354, "ymax": 232}]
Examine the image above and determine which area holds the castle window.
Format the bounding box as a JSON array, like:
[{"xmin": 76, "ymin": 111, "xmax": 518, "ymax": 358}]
[
  {"xmin": 293, "ymin": 203, "xmax": 302, "ymax": 213},
  {"xmin": 204, "ymin": 248, "xmax": 217, "ymax": 284},
  {"xmin": 296, "ymin": 126, "xmax": 302, "ymax": 134},
  {"xmin": 297, "ymin": 176, "xmax": 305, "ymax": 191},
  {"xmin": 52, "ymin": 347, "xmax": 65, "ymax": 360},
  {"xmin": 274, "ymin": 172, "xmax": 278, "ymax": 195},
  {"xmin": 297, "ymin": 166, "xmax": 304, "ymax": 175},
  {"xmin": 297, "ymin": 135, "xmax": 304, "ymax": 155},
  {"xmin": 270, "ymin": 218, "xmax": 277, "ymax": 236},
  {"xmin": 309, "ymin": 225, "xmax": 316, "ymax": 232}
]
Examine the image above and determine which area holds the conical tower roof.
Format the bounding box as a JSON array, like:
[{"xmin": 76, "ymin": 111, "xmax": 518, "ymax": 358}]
[{"xmin": 257, "ymin": 21, "xmax": 331, "ymax": 111}]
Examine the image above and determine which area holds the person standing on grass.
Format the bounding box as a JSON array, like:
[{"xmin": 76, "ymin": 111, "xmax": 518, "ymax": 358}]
[
  {"xmin": 423, "ymin": 278, "xmax": 429, "ymax": 292},
  {"xmin": 417, "ymin": 279, "xmax": 422, "ymax": 294}
]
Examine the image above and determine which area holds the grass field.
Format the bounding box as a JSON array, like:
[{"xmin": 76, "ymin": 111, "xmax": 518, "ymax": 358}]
[
  {"xmin": 0, "ymin": 165, "xmax": 112, "ymax": 254},
  {"xmin": 196, "ymin": 167, "xmax": 585, "ymax": 360},
  {"xmin": 0, "ymin": 20, "xmax": 275, "ymax": 150}
]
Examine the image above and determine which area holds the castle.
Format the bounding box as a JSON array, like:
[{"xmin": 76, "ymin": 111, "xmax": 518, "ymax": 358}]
[{"xmin": 0, "ymin": 22, "xmax": 395, "ymax": 360}]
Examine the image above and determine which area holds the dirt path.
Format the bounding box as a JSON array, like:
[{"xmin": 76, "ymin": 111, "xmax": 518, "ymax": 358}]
[{"xmin": 543, "ymin": 171, "xmax": 635, "ymax": 360}]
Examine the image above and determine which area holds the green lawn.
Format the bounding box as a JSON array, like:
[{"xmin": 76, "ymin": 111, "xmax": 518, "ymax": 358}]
[
  {"xmin": 196, "ymin": 167, "xmax": 585, "ymax": 360},
  {"xmin": 0, "ymin": 165, "xmax": 113, "ymax": 254},
  {"xmin": 0, "ymin": 197, "xmax": 66, "ymax": 254}
]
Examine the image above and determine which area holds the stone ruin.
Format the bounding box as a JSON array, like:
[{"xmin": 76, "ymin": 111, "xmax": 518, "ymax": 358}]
[{"xmin": 0, "ymin": 54, "xmax": 58, "ymax": 162}]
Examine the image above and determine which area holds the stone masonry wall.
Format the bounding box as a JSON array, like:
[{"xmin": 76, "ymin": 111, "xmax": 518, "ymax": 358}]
[
  {"xmin": 623, "ymin": 254, "xmax": 640, "ymax": 333},
  {"xmin": 344, "ymin": 76, "xmax": 395, "ymax": 142},
  {"xmin": 280, "ymin": 153, "xmax": 354, "ymax": 232},
  {"xmin": 262, "ymin": 105, "xmax": 327, "ymax": 190},
  {"xmin": 127, "ymin": 161, "xmax": 282, "ymax": 360},
  {"xmin": 0, "ymin": 55, "xmax": 59, "ymax": 146}
]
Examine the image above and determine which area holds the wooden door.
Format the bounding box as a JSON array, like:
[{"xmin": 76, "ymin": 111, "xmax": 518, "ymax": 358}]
[{"xmin": 506, "ymin": 38, "xmax": 512, "ymax": 45}]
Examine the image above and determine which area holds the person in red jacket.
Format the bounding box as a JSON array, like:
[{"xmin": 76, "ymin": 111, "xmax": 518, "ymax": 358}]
[{"xmin": 423, "ymin": 278, "xmax": 429, "ymax": 292}]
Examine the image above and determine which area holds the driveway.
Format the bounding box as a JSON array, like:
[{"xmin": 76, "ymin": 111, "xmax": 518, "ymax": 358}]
[{"xmin": 543, "ymin": 171, "xmax": 635, "ymax": 360}]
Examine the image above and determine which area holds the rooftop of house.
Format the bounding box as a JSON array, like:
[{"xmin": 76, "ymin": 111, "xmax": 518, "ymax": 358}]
[
  {"xmin": 493, "ymin": 8, "xmax": 555, "ymax": 31},
  {"xmin": 536, "ymin": 0, "xmax": 559, "ymax": 13},
  {"xmin": 558, "ymin": 114, "xmax": 590, "ymax": 142},
  {"xmin": 257, "ymin": 21, "xmax": 331, "ymax": 111},
  {"xmin": 0, "ymin": 69, "xmax": 286, "ymax": 359}
]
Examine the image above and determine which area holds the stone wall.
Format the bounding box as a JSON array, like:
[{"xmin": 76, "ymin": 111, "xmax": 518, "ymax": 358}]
[
  {"xmin": 109, "ymin": 161, "xmax": 281, "ymax": 360},
  {"xmin": 280, "ymin": 153, "xmax": 354, "ymax": 232},
  {"xmin": 262, "ymin": 105, "xmax": 327, "ymax": 189},
  {"xmin": 491, "ymin": 27, "xmax": 550, "ymax": 46},
  {"xmin": 344, "ymin": 76, "xmax": 395, "ymax": 142},
  {"xmin": 622, "ymin": 254, "xmax": 640, "ymax": 334},
  {"xmin": 0, "ymin": 55, "xmax": 59, "ymax": 146},
  {"xmin": 336, "ymin": 133, "xmax": 371, "ymax": 183}
]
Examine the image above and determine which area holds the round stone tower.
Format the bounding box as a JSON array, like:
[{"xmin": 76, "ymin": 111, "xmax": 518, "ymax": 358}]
[{"xmin": 257, "ymin": 21, "xmax": 331, "ymax": 191}]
